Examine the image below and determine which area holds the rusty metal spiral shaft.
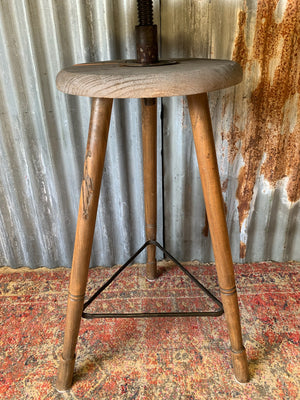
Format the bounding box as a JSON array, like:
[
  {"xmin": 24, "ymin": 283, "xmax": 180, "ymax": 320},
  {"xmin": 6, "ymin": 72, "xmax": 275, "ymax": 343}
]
[
  {"xmin": 137, "ymin": 0, "xmax": 154, "ymax": 26},
  {"xmin": 135, "ymin": 0, "xmax": 157, "ymax": 64}
]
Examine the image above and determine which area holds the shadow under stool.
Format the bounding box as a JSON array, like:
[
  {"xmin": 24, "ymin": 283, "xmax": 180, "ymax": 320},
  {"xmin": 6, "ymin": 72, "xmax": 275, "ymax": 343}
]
[{"xmin": 55, "ymin": 58, "xmax": 249, "ymax": 391}]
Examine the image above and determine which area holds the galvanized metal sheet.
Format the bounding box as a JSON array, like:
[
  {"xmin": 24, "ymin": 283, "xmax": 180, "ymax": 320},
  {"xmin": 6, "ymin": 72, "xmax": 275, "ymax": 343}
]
[
  {"xmin": 0, "ymin": 0, "xmax": 162, "ymax": 267},
  {"xmin": 0, "ymin": 0, "xmax": 299, "ymax": 268}
]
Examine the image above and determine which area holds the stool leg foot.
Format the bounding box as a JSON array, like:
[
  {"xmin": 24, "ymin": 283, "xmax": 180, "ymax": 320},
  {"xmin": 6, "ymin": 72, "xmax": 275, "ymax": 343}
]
[
  {"xmin": 56, "ymin": 98, "xmax": 113, "ymax": 391},
  {"xmin": 232, "ymin": 346, "xmax": 249, "ymax": 383},
  {"xmin": 142, "ymin": 98, "xmax": 157, "ymax": 281},
  {"xmin": 187, "ymin": 93, "xmax": 249, "ymax": 383},
  {"xmin": 56, "ymin": 354, "xmax": 75, "ymax": 392}
]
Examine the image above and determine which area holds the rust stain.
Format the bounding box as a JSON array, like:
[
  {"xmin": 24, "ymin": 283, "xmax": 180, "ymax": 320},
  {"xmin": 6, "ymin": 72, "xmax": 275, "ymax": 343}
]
[
  {"xmin": 228, "ymin": 0, "xmax": 300, "ymax": 240},
  {"xmin": 240, "ymin": 241, "xmax": 246, "ymax": 259},
  {"xmin": 221, "ymin": 178, "xmax": 229, "ymax": 193},
  {"xmin": 232, "ymin": 10, "xmax": 248, "ymax": 69}
]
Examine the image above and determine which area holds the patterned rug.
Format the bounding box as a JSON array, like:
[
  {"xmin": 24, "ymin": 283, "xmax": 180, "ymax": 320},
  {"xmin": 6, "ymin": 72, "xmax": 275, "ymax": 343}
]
[{"xmin": 0, "ymin": 261, "xmax": 299, "ymax": 399}]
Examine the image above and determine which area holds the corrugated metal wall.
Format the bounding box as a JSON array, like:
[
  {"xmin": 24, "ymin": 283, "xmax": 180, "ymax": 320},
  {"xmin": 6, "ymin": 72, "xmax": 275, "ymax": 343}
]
[
  {"xmin": 0, "ymin": 0, "xmax": 299, "ymax": 268},
  {"xmin": 162, "ymin": 0, "xmax": 300, "ymax": 263}
]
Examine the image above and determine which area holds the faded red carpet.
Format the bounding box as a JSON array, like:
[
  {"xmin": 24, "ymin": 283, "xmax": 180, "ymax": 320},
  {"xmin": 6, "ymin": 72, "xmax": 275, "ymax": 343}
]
[{"xmin": 0, "ymin": 261, "xmax": 299, "ymax": 399}]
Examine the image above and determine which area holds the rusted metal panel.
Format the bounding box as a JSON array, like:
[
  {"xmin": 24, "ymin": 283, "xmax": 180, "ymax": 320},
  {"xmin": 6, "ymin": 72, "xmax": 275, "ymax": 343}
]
[
  {"xmin": 230, "ymin": 0, "xmax": 300, "ymax": 260},
  {"xmin": 0, "ymin": 0, "xmax": 299, "ymax": 268},
  {"xmin": 162, "ymin": 0, "xmax": 300, "ymax": 262}
]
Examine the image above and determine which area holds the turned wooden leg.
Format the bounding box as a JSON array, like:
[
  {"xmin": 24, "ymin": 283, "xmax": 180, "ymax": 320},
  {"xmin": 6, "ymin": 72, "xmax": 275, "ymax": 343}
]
[
  {"xmin": 142, "ymin": 98, "xmax": 157, "ymax": 281},
  {"xmin": 187, "ymin": 93, "xmax": 249, "ymax": 383},
  {"xmin": 56, "ymin": 98, "xmax": 113, "ymax": 391}
]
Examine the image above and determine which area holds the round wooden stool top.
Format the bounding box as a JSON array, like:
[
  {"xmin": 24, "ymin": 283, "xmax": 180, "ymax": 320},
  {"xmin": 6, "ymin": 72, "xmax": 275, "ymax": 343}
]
[{"xmin": 56, "ymin": 58, "xmax": 242, "ymax": 99}]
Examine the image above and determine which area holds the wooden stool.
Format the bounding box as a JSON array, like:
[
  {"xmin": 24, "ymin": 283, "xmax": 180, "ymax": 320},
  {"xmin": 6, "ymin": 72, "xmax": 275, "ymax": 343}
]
[{"xmin": 55, "ymin": 58, "xmax": 249, "ymax": 391}]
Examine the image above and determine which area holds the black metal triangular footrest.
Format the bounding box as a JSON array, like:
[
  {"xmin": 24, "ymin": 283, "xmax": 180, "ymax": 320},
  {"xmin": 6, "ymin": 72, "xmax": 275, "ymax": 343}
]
[{"xmin": 82, "ymin": 240, "xmax": 224, "ymax": 319}]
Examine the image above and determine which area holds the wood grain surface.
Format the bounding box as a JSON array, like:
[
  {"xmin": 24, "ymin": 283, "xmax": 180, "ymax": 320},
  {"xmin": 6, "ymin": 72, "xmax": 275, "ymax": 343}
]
[
  {"xmin": 56, "ymin": 59, "xmax": 242, "ymax": 98},
  {"xmin": 187, "ymin": 93, "xmax": 249, "ymax": 383},
  {"xmin": 142, "ymin": 98, "xmax": 158, "ymax": 281},
  {"xmin": 56, "ymin": 98, "xmax": 113, "ymax": 391}
]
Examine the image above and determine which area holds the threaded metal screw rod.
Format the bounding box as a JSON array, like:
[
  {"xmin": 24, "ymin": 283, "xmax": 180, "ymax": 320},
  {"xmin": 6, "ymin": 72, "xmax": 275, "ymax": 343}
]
[
  {"xmin": 137, "ymin": 0, "xmax": 154, "ymax": 26},
  {"xmin": 135, "ymin": 0, "xmax": 158, "ymax": 64}
]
